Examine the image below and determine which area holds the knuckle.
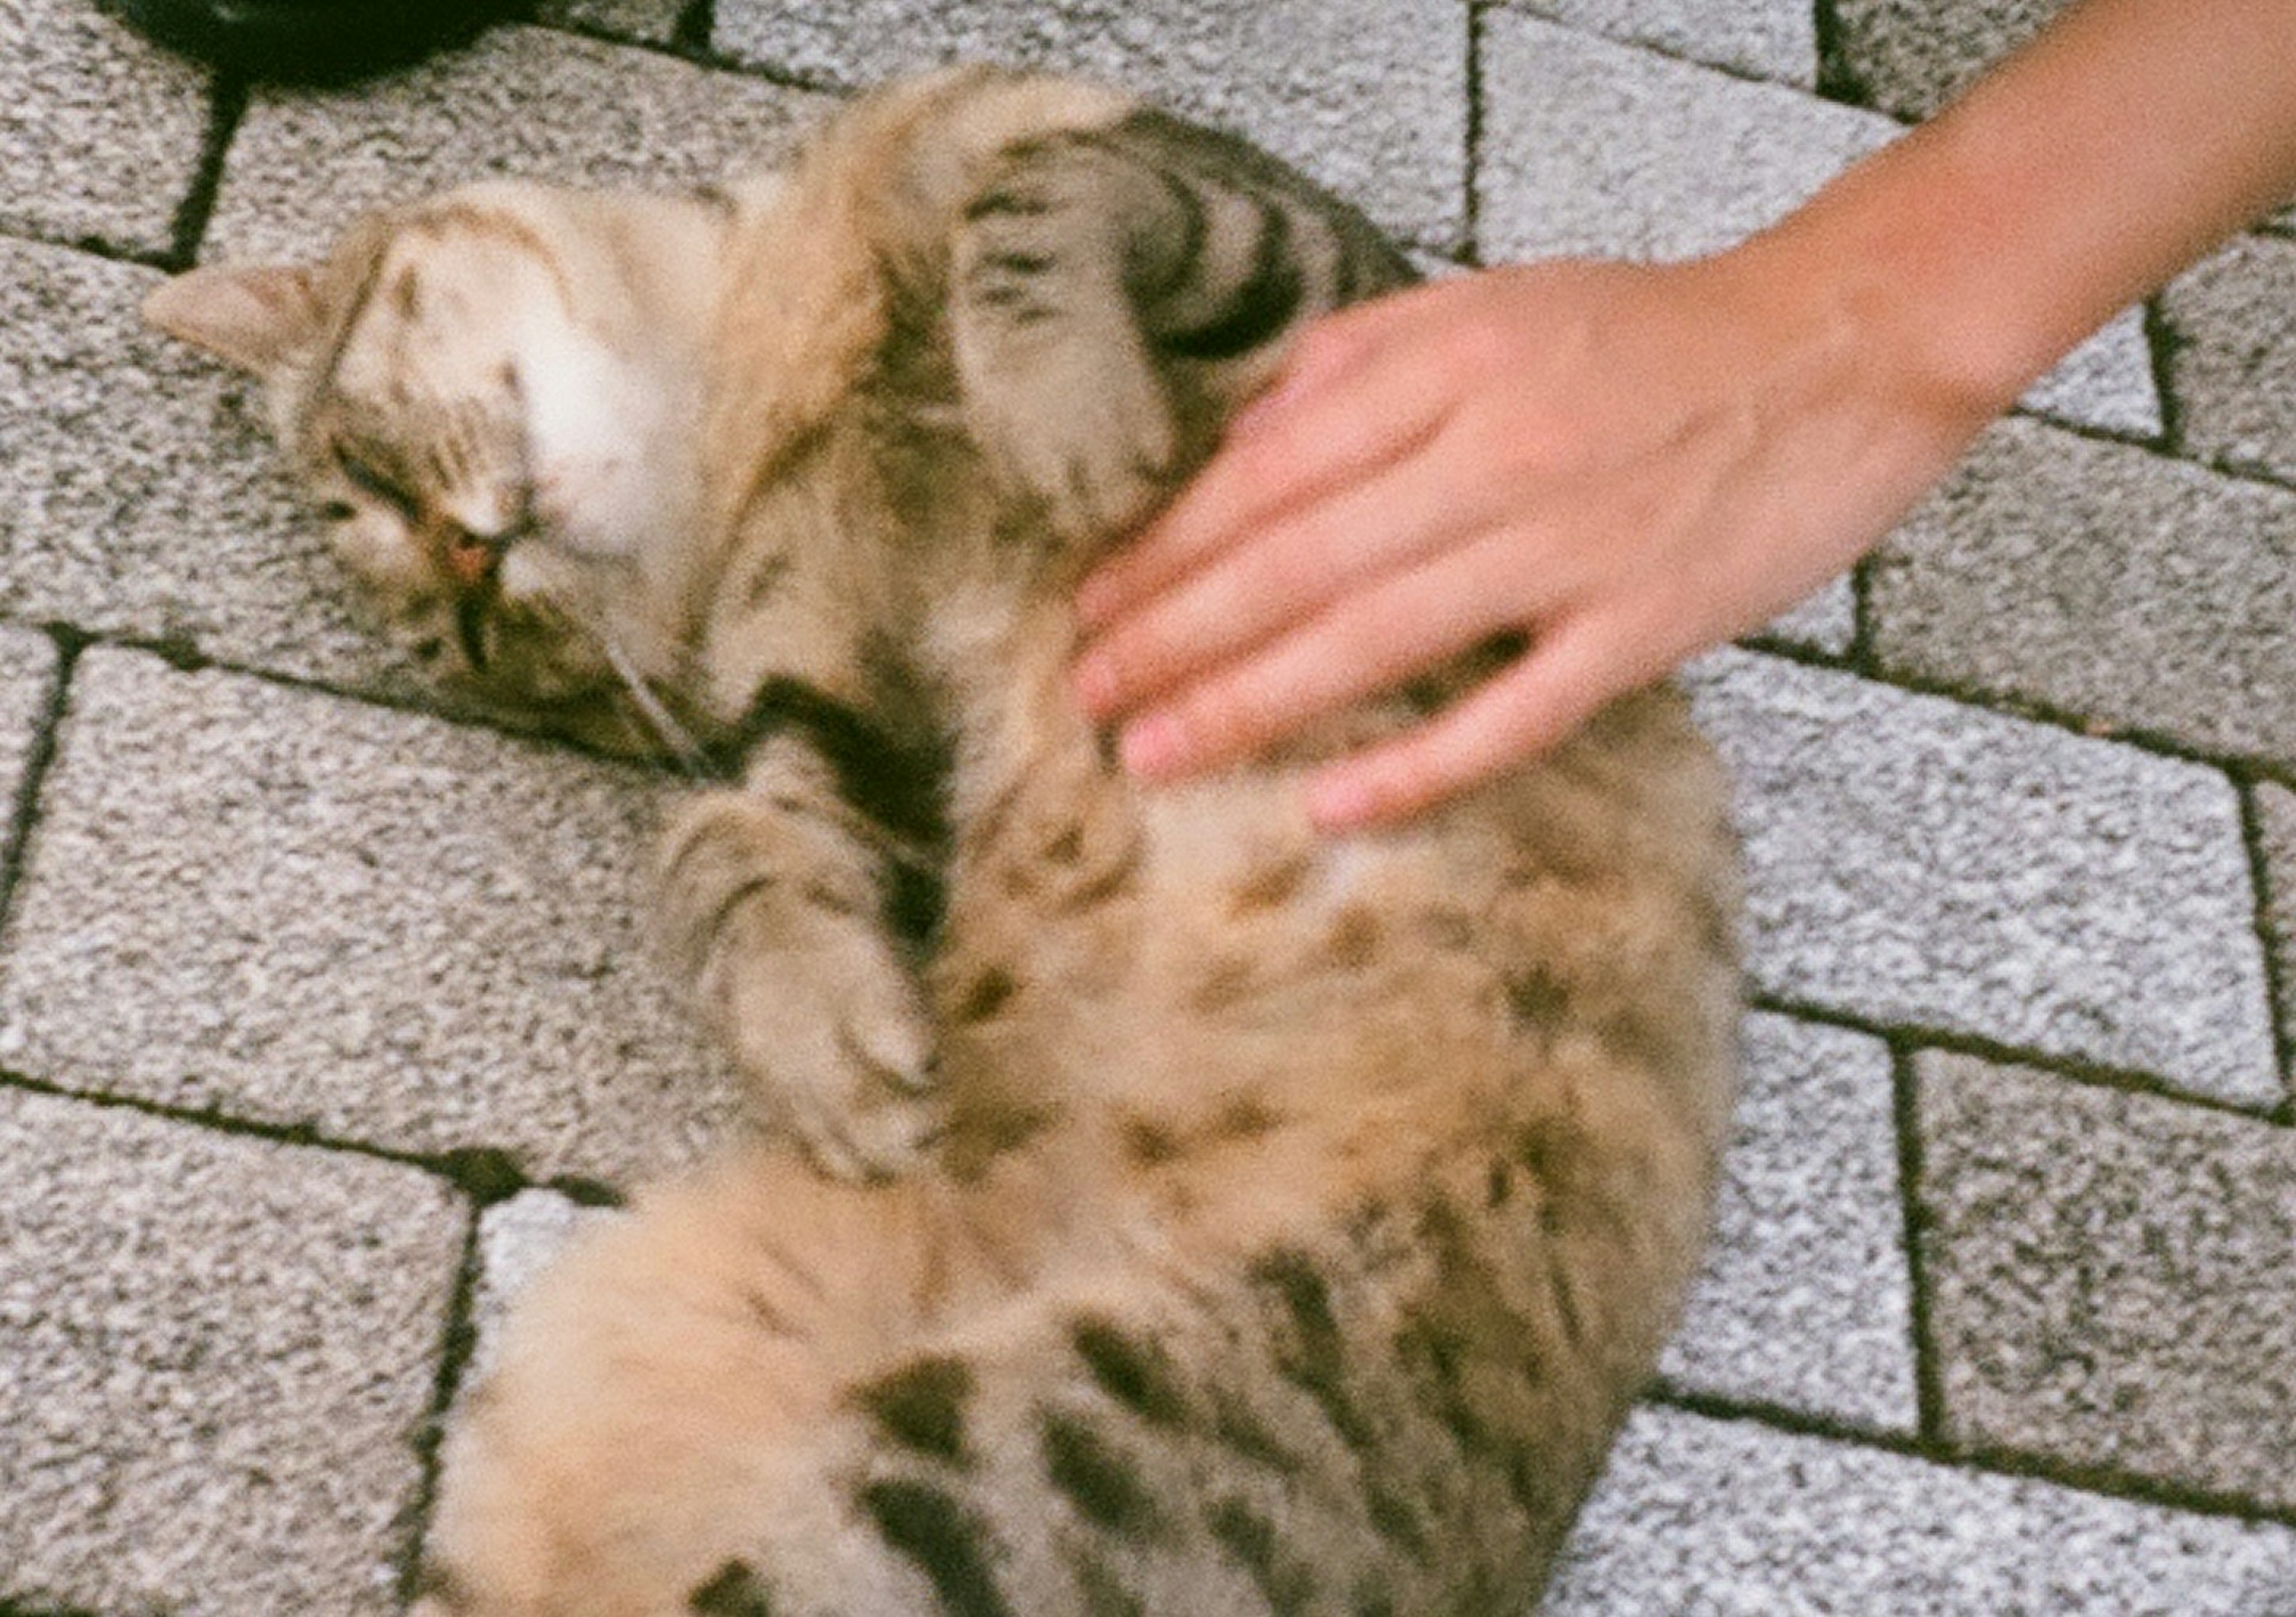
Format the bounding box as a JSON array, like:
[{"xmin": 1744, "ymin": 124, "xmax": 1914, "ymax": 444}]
[
  {"xmin": 1177, "ymin": 679, "xmax": 1260, "ymax": 762},
  {"xmin": 1222, "ymin": 434, "xmax": 1302, "ymax": 509}
]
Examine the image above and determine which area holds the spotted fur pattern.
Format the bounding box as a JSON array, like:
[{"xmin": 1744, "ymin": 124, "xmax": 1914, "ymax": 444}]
[{"xmin": 147, "ymin": 68, "xmax": 1740, "ymax": 1616}]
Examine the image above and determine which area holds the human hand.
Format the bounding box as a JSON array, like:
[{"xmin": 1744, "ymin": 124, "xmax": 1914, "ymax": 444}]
[{"xmin": 1070, "ymin": 250, "xmax": 1995, "ymax": 830}]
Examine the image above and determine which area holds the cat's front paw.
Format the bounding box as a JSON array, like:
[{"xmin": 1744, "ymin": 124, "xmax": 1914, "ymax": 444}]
[
  {"xmin": 966, "ymin": 329, "xmax": 1179, "ymax": 544},
  {"xmin": 718, "ymin": 923, "xmax": 941, "ymax": 1181}
]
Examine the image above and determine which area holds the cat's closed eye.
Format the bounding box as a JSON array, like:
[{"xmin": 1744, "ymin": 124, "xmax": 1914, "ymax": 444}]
[{"xmin": 337, "ymin": 451, "xmax": 417, "ymax": 520}]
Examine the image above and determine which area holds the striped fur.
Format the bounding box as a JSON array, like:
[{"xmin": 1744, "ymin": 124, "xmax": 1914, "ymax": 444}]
[{"xmin": 146, "ymin": 68, "xmax": 1741, "ymax": 1615}]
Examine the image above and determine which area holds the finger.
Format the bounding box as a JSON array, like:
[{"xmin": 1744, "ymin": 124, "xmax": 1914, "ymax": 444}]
[
  {"xmin": 1303, "ymin": 615, "xmax": 1639, "ymax": 830},
  {"xmin": 1073, "ymin": 305, "xmax": 1454, "ymax": 629},
  {"xmin": 1114, "ymin": 527, "xmax": 1542, "ymax": 780},
  {"xmin": 1073, "ymin": 431, "xmax": 1496, "ymax": 721}
]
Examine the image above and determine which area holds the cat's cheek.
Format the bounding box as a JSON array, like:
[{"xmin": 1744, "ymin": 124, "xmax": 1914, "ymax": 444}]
[
  {"xmin": 496, "ymin": 549, "xmax": 563, "ymax": 611},
  {"xmin": 532, "ymin": 462, "xmax": 652, "ymax": 565},
  {"xmin": 326, "ymin": 520, "xmax": 438, "ymax": 614}
]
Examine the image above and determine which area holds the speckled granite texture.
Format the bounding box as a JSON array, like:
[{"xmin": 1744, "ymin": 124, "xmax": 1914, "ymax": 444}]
[{"xmin": 0, "ymin": 1, "xmax": 2288, "ymax": 1609}]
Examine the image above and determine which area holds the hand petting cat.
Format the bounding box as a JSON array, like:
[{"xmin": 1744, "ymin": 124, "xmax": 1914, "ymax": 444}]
[
  {"xmin": 1074, "ymin": 0, "xmax": 2296, "ymax": 831},
  {"xmin": 1071, "ymin": 252, "xmax": 1984, "ymax": 831}
]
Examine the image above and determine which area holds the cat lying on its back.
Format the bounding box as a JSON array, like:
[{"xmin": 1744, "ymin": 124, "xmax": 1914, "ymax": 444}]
[{"xmin": 148, "ymin": 66, "xmax": 1740, "ymax": 1617}]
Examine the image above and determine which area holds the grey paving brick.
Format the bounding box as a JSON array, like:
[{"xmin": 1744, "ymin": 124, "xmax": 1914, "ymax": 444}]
[
  {"xmin": 1548, "ymin": 1404, "xmax": 2296, "ymax": 1615},
  {"xmin": 1916, "ymin": 1051, "xmax": 2296, "ymax": 1513},
  {"xmin": 710, "ymin": 0, "xmax": 1468, "ymax": 252},
  {"xmin": 1660, "ymin": 1014, "xmax": 1916, "ymax": 1434},
  {"xmin": 534, "ymin": 0, "xmax": 684, "ymax": 45},
  {"xmin": 1827, "ymin": 0, "xmax": 2065, "ymax": 121},
  {"xmin": 0, "ymin": 0, "xmax": 213, "ymax": 258},
  {"xmin": 0, "ymin": 236, "xmax": 420, "ymax": 696},
  {"xmin": 1480, "ymin": 16, "xmax": 1894, "ymax": 264},
  {"xmin": 1476, "ymin": 17, "xmax": 2157, "ymax": 438},
  {"xmin": 0, "ymin": 627, "xmax": 57, "ymax": 814},
  {"xmin": 2161, "ymin": 234, "xmax": 2296, "ymax": 486},
  {"xmin": 1868, "ymin": 416, "xmax": 2296, "ymax": 770},
  {"xmin": 2016, "ymin": 302, "xmax": 2162, "ymax": 440},
  {"xmin": 1686, "ymin": 648, "xmax": 2279, "ymax": 1108},
  {"xmin": 207, "ymin": 26, "xmax": 830, "ymax": 263},
  {"xmin": 2259, "ymin": 780, "xmax": 2296, "ymax": 1090},
  {"xmin": 0, "ymin": 649, "xmax": 738, "ymax": 1185},
  {"xmin": 0, "ymin": 1085, "xmax": 464, "ymax": 1615},
  {"xmin": 1760, "ymin": 576, "xmax": 1858, "ymax": 657},
  {"xmin": 1513, "ymin": 0, "xmax": 1816, "ymax": 87}
]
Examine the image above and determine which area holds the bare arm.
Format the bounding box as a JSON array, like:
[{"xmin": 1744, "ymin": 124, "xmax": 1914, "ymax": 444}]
[{"xmin": 1071, "ymin": 0, "xmax": 2296, "ymax": 829}]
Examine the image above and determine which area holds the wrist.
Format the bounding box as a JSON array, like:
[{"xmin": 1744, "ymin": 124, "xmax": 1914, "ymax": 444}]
[
  {"xmin": 1745, "ymin": 124, "xmax": 2048, "ymax": 438},
  {"xmin": 1750, "ymin": 0, "xmax": 2296, "ymax": 437}
]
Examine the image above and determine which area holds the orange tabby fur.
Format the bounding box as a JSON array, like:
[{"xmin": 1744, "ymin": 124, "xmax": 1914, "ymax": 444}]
[{"xmin": 147, "ymin": 68, "xmax": 1739, "ymax": 1616}]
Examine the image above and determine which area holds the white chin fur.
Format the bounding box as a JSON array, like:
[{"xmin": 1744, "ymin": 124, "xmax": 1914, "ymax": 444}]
[{"xmin": 514, "ymin": 313, "xmax": 668, "ymax": 561}]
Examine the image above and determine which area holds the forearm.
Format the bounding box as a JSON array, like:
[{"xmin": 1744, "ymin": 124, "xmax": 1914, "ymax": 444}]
[{"xmin": 1766, "ymin": 0, "xmax": 2296, "ymax": 420}]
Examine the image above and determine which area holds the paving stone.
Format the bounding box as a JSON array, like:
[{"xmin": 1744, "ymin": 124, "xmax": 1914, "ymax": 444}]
[
  {"xmin": 1827, "ymin": 0, "xmax": 2066, "ymax": 121},
  {"xmin": 1868, "ymin": 415, "xmax": 2296, "ymax": 770},
  {"xmin": 534, "ymin": 0, "xmax": 685, "ymax": 45},
  {"xmin": 207, "ymin": 25, "xmax": 831, "ymax": 263},
  {"xmin": 1512, "ymin": 0, "xmax": 1816, "ymax": 86},
  {"xmin": 1477, "ymin": 16, "xmax": 2158, "ymax": 438},
  {"xmin": 710, "ymin": 0, "xmax": 1469, "ymax": 252},
  {"xmin": 1660, "ymin": 1014, "xmax": 1916, "ymax": 1435},
  {"xmin": 1480, "ymin": 16, "xmax": 1894, "ymax": 264},
  {"xmin": 0, "ymin": 650, "xmax": 739, "ymax": 1186},
  {"xmin": 1548, "ymin": 1404, "xmax": 2296, "ymax": 1615},
  {"xmin": 0, "ymin": 627, "xmax": 57, "ymax": 815},
  {"xmin": 0, "ymin": 1085, "xmax": 465, "ymax": 1615},
  {"xmin": 1759, "ymin": 576, "xmax": 1857, "ymax": 657},
  {"xmin": 2016, "ymin": 301, "xmax": 2162, "ymax": 440},
  {"xmin": 2160, "ymin": 234, "xmax": 2296, "ymax": 486},
  {"xmin": 0, "ymin": 235, "xmax": 428, "ymax": 698},
  {"xmin": 1916, "ymin": 1051, "xmax": 2296, "ymax": 1512},
  {"xmin": 0, "ymin": 0, "xmax": 214, "ymax": 258},
  {"xmin": 1686, "ymin": 648, "xmax": 2278, "ymax": 1108},
  {"xmin": 2258, "ymin": 780, "xmax": 2296, "ymax": 1090}
]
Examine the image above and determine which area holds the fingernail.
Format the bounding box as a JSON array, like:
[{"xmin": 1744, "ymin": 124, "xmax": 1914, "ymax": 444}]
[{"xmin": 1120, "ymin": 713, "xmax": 1188, "ymax": 779}]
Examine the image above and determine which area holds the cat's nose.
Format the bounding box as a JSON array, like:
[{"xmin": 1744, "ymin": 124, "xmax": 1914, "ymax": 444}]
[{"xmin": 436, "ymin": 524, "xmax": 508, "ymax": 591}]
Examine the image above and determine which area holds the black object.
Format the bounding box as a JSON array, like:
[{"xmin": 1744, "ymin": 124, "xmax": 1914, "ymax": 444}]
[{"xmin": 105, "ymin": 0, "xmax": 525, "ymax": 82}]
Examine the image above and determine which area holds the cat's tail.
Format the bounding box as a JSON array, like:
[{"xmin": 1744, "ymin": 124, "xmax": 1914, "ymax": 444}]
[{"xmin": 412, "ymin": 1110, "xmax": 1700, "ymax": 1617}]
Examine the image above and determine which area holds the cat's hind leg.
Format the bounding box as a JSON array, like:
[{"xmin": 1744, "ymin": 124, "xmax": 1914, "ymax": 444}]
[{"xmin": 414, "ymin": 1132, "xmax": 1607, "ymax": 1617}]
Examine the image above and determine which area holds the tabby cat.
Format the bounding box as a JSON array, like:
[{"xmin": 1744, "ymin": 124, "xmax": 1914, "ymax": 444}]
[{"xmin": 146, "ymin": 67, "xmax": 1740, "ymax": 1616}]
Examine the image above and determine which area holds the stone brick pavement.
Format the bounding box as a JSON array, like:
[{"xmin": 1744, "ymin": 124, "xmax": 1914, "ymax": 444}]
[{"xmin": 0, "ymin": 0, "xmax": 2290, "ymax": 1610}]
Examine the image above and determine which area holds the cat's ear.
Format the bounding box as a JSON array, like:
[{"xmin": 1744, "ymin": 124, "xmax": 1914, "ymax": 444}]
[{"xmin": 142, "ymin": 263, "xmax": 323, "ymax": 376}]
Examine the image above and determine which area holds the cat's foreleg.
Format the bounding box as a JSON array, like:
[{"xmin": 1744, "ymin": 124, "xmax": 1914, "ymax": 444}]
[
  {"xmin": 657, "ymin": 736, "xmax": 939, "ymax": 1179},
  {"xmin": 949, "ymin": 147, "xmax": 1184, "ymax": 546}
]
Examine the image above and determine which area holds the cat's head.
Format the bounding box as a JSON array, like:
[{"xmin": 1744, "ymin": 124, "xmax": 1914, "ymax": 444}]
[{"xmin": 146, "ymin": 181, "xmax": 729, "ymax": 756}]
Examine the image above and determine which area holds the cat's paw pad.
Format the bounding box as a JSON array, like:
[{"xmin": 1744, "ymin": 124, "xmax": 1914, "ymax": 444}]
[{"xmin": 723, "ymin": 939, "xmax": 941, "ymax": 1181}]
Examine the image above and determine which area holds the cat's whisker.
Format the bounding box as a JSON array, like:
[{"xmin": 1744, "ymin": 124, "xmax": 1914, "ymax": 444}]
[{"xmin": 597, "ymin": 628, "xmax": 715, "ymax": 780}]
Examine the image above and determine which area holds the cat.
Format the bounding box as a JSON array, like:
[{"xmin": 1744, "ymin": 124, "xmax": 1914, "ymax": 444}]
[{"xmin": 145, "ymin": 66, "xmax": 1741, "ymax": 1616}]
